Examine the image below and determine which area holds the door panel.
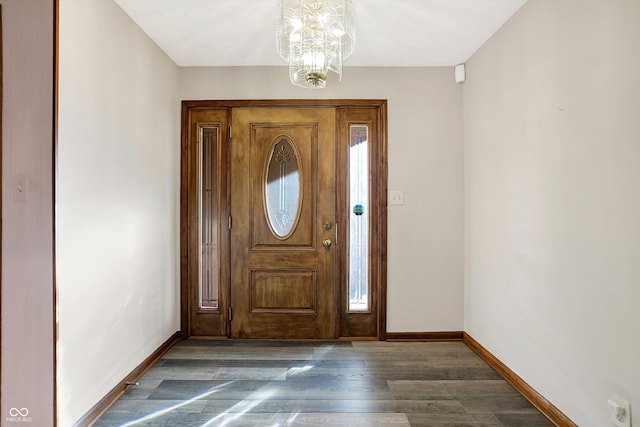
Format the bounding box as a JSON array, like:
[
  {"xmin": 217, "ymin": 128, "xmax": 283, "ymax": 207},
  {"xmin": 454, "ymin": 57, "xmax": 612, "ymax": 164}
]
[
  {"xmin": 231, "ymin": 107, "xmax": 336, "ymax": 339},
  {"xmin": 251, "ymin": 270, "xmax": 316, "ymax": 312}
]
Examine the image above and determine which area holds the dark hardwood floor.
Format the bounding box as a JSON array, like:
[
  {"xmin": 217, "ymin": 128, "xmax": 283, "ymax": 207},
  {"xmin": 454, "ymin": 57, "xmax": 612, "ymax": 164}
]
[{"xmin": 94, "ymin": 340, "xmax": 553, "ymax": 426}]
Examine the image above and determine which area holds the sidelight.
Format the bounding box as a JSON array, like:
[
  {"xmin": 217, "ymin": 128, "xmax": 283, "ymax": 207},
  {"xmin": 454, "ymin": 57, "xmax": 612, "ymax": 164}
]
[
  {"xmin": 264, "ymin": 137, "xmax": 302, "ymax": 239},
  {"xmin": 198, "ymin": 127, "xmax": 219, "ymax": 309},
  {"xmin": 348, "ymin": 125, "xmax": 369, "ymax": 311}
]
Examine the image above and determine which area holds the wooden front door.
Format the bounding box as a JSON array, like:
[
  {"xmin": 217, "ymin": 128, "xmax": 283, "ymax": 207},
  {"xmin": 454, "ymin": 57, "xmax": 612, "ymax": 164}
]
[
  {"xmin": 181, "ymin": 100, "xmax": 387, "ymax": 340},
  {"xmin": 230, "ymin": 107, "xmax": 336, "ymax": 339}
]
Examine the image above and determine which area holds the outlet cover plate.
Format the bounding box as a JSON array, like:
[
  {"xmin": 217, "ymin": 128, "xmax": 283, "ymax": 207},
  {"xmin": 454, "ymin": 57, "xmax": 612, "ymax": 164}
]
[{"xmin": 609, "ymin": 398, "xmax": 631, "ymax": 427}]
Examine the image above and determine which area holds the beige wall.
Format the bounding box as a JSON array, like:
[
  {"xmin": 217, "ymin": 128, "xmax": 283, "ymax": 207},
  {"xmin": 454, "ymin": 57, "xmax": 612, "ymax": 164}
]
[
  {"xmin": 57, "ymin": 0, "xmax": 180, "ymax": 424},
  {"xmin": 1, "ymin": 0, "xmax": 55, "ymax": 425},
  {"xmin": 463, "ymin": 1, "xmax": 640, "ymax": 425},
  {"xmin": 180, "ymin": 66, "xmax": 466, "ymax": 333}
]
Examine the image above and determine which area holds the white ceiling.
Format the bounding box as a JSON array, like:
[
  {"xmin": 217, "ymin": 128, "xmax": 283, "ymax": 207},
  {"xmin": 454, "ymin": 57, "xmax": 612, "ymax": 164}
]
[{"xmin": 113, "ymin": 0, "xmax": 529, "ymax": 67}]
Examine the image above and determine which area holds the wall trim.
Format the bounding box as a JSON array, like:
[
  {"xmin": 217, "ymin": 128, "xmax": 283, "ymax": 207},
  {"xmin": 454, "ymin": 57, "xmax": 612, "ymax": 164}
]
[
  {"xmin": 386, "ymin": 331, "xmax": 463, "ymax": 341},
  {"xmin": 462, "ymin": 332, "xmax": 577, "ymax": 427},
  {"xmin": 73, "ymin": 331, "xmax": 181, "ymax": 427}
]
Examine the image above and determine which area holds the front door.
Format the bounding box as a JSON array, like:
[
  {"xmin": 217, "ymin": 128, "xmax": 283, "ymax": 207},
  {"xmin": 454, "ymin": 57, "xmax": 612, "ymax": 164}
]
[
  {"xmin": 181, "ymin": 100, "xmax": 387, "ymax": 340},
  {"xmin": 230, "ymin": 107, "xmax": 336, "ymax": 339}
]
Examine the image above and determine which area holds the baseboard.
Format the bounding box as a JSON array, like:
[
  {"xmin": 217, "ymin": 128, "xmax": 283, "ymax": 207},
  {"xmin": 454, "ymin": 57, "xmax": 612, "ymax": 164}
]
[
  {"xmin": 386, "ymin": 331, "xmax": 463, "ymax": 342},
  {"xmin": 73, "ymin": 331, "xmax": 181, "ymax": 427},
  {"xmin": 462, "ymin": 332, "xmax": 577, "ymax": 427}
]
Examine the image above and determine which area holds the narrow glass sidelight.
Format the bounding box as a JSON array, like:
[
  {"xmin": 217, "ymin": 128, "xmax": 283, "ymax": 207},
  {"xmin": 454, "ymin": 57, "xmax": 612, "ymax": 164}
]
[
  {"xmin": 349, "ymin": 125, "xmax": 369, "ymax": 311},
  {"xmin": 198, "ymin": 127, "xmax": 219, "ymax": 309},
  {"xmin": 264, "ymin": 137, "xmax": 302, "ymax": 239}
]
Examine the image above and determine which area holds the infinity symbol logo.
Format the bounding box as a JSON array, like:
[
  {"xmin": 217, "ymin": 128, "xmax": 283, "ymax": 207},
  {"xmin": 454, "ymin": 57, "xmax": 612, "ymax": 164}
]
[{"xmin": 9, "ymin": 408, "xmax": 29, "ymax": 417}]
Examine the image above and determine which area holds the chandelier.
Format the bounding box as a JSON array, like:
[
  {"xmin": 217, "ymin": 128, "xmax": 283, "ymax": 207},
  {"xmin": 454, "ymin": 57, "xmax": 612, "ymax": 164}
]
[{"xmin": 277, "ymin": 0, "xmax": 355, "ymax": 89}]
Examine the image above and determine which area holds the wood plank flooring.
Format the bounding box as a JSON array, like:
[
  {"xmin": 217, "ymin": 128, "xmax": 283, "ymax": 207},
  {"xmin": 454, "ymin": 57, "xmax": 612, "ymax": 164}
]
[{"xmin": 94, "ymin": 340, "xmax": 553, "ymax": 426}]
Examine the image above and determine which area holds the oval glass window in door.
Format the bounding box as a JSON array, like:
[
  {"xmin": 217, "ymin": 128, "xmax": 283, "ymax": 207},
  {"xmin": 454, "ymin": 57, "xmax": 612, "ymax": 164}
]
[{"xmin": 264, "ymin": 137, "xmax": 302, "ymax": 239}]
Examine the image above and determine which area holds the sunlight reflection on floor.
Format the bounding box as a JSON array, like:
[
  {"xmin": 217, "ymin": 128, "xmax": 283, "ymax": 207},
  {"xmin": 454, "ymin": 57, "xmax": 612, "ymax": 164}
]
[
  {"xmin": 119, "ymin": 381, "xmax": 233, "ymax": 427},
  {"xmin": 118, "ymin": 363, "xmax": 323, "ymax": 426},
  {"xmin": 200, "ymin": 387, "xmax": 277, "ymax": 426}
]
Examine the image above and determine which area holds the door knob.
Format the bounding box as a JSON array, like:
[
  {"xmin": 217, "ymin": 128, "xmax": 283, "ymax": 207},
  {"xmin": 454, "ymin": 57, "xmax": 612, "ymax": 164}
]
[{"xmin": 322, "ymin": 238, "xmax": 332, "ymax": 248}]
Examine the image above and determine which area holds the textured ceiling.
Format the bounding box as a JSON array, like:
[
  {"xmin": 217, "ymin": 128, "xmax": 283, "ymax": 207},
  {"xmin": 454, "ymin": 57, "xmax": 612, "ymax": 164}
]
[{"xmin": 113, "ymin": 0, "xmax": 529, "ymax": 67}]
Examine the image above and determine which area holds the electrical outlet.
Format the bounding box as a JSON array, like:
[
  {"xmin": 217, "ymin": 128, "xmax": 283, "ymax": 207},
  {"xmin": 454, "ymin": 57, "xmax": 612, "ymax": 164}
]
[
  {"xmin": 389, "ymin": 190, "xmax": 404, "ymax": 205},
  {"xmin": 609, "ymin": 398, "xmax": 631, "ymax": 427}
]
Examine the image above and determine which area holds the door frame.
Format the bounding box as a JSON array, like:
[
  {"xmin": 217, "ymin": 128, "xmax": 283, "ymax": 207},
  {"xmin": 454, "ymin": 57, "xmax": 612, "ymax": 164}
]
[{"xmin": 180, "ymin": 99, "xmax": 388, "ymax": 340}]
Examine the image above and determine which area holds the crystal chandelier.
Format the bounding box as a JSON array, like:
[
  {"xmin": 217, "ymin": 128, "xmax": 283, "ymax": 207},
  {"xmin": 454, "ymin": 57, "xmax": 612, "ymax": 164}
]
[{"xmin": 277, "ymin": 0, "xmax": 355, "ymax": 89}]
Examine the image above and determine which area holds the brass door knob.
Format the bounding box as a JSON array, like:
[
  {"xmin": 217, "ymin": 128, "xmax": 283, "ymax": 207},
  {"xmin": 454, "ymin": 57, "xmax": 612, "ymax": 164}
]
[{"xmin": 322, "ymin": 238, "xmax": 332, "ymax": 248}]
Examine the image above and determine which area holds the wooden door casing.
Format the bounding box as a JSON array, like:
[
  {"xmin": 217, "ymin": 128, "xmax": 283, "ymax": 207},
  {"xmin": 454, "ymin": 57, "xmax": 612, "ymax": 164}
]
[{"xmin": 230, "ymin": 107, "xmax": 336, "ymax": 339}]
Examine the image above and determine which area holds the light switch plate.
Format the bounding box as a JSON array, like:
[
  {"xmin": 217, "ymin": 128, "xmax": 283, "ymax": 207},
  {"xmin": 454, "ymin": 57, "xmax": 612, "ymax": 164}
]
[{"xmin": 389, "ymin": 190, "xmax": 404, "ymax": 205}]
